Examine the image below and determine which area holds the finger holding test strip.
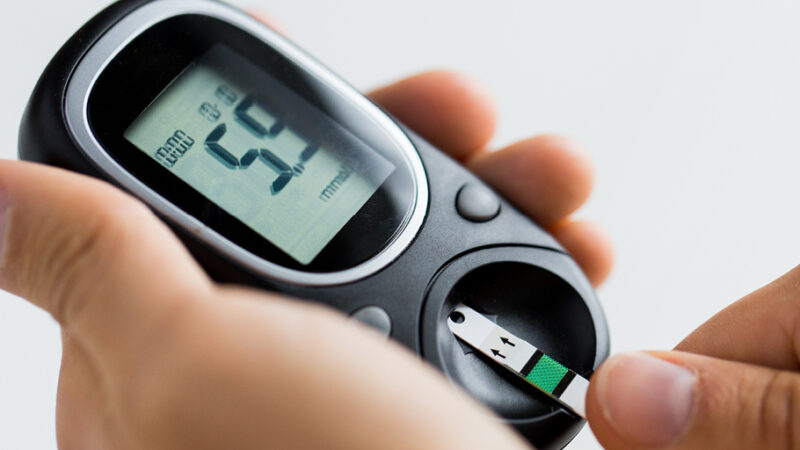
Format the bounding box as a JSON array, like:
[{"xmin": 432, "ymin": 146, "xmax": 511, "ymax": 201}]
[{"xmin": 447, "ymin": 304, "xmax": 590, "ymax": 418}]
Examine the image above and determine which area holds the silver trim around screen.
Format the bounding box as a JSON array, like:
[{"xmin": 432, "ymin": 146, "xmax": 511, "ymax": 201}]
[{"xmin": 64, "ymin": 0, "xmax": 429, "ymax": 286}]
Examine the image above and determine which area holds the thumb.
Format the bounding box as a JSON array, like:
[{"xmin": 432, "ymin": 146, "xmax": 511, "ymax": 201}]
[
  {"xmin": 586, "ymin": 351, "xmax": 800, "ymax": 449},
  {"xmin": 0, "ymin": 161, "xmax": 212, "ymax": 365}
]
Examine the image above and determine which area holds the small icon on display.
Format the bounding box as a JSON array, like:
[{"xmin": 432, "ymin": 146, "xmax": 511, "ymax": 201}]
[
  {"xmin": 199, "ymin": 102, "xmax": 221, "ymax": 122},
  {"xmin": 215, "ymin": 85, "xmax": 238, "ymax": 106}
]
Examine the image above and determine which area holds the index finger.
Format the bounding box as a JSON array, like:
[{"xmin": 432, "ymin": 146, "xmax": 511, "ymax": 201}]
[
  {"xmin": 368, "ymin": 71, "xmax": 497, "ymax": 161},
  {"xmin": 675, "ymin": 264, "xmax": 800, "ymax": 370}
]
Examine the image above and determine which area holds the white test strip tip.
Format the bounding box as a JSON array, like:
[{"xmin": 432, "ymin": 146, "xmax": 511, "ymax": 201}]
[{"xmin": 447, "ymin": 304, "xmax": 589, "ymax": 418}]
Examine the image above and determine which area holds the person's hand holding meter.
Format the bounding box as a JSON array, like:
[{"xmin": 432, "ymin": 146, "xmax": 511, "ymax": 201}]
[{"xmin": 5, "ymin": 69, "xmax": 608, "ymax": 448}]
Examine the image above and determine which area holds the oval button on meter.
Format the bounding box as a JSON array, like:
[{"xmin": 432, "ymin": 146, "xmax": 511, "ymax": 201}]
[
  {"xmin": 351, "ymin": 306, "xmax": 392, "ymax": 337},
  {"xmin": 457, "ymin": 183, "xmax": 501, "ymax": 222}
]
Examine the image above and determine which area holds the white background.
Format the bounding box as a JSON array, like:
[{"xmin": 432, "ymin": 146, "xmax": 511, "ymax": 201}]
[{"xmin": 2, "ymin": 1, "xmax": 800, "ymax": 448}]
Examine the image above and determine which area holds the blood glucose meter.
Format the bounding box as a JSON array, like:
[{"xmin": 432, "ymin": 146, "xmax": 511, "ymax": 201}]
[{"xmin": 18, "ymin": 1, "xmax": 609, "ymax": 447}]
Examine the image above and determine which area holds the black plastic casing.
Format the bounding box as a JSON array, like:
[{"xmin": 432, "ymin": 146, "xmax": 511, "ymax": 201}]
[{"xmin": 18, "ymin": 1, "xmax": 609, "ymax": 447}]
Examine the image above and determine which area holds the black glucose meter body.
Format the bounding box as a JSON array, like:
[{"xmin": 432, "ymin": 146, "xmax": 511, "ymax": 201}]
[{"xmin": 18, "ymin": 0, "xmax": 609, "ymax": 447}]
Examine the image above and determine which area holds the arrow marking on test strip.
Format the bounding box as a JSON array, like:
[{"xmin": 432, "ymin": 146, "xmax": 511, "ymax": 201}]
[{"xmin": 447, "ymin": 304, "xmax": 589, "ymax": 419}]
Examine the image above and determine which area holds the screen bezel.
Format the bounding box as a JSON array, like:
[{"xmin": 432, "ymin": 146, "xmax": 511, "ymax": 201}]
[{"xmin": 83, "ymin": 12, "xmax": 423, "ymax": 275}]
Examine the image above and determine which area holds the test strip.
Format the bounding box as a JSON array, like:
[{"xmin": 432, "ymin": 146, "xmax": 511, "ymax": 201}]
[{"xmin": 447, "ymin": 304, "xmax": 589, "ymax": 418}]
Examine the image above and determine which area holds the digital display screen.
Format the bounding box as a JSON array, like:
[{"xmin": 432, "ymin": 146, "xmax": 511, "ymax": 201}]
[{"xmin": 125, "ymin": 45, "xmax": 395, "ymax": 265}]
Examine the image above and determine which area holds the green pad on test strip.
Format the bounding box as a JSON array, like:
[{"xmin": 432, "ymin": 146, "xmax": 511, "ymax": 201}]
[{"xmin": 525, "ymin": 355, "xmax": 569, "ymax": 394}]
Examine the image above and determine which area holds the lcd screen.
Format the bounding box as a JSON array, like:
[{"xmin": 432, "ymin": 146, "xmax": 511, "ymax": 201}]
[{"xmin": 125, "ymin": 45, "xmax": 395, "ymax": 264}]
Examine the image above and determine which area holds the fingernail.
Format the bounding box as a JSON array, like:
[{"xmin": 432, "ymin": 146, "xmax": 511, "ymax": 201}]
[{"xmin": 594, "ymin": 352, "xmax": 696, "ymax": 446}]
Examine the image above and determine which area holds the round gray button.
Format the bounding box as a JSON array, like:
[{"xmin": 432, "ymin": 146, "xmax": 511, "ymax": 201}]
[
  {"xmin": 456, "ymin": 183, "xmax": 500, "ymax": 222},
  {"xmin": 350, "ymin": 306, "xmax": 392, "ymax": 337}
]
